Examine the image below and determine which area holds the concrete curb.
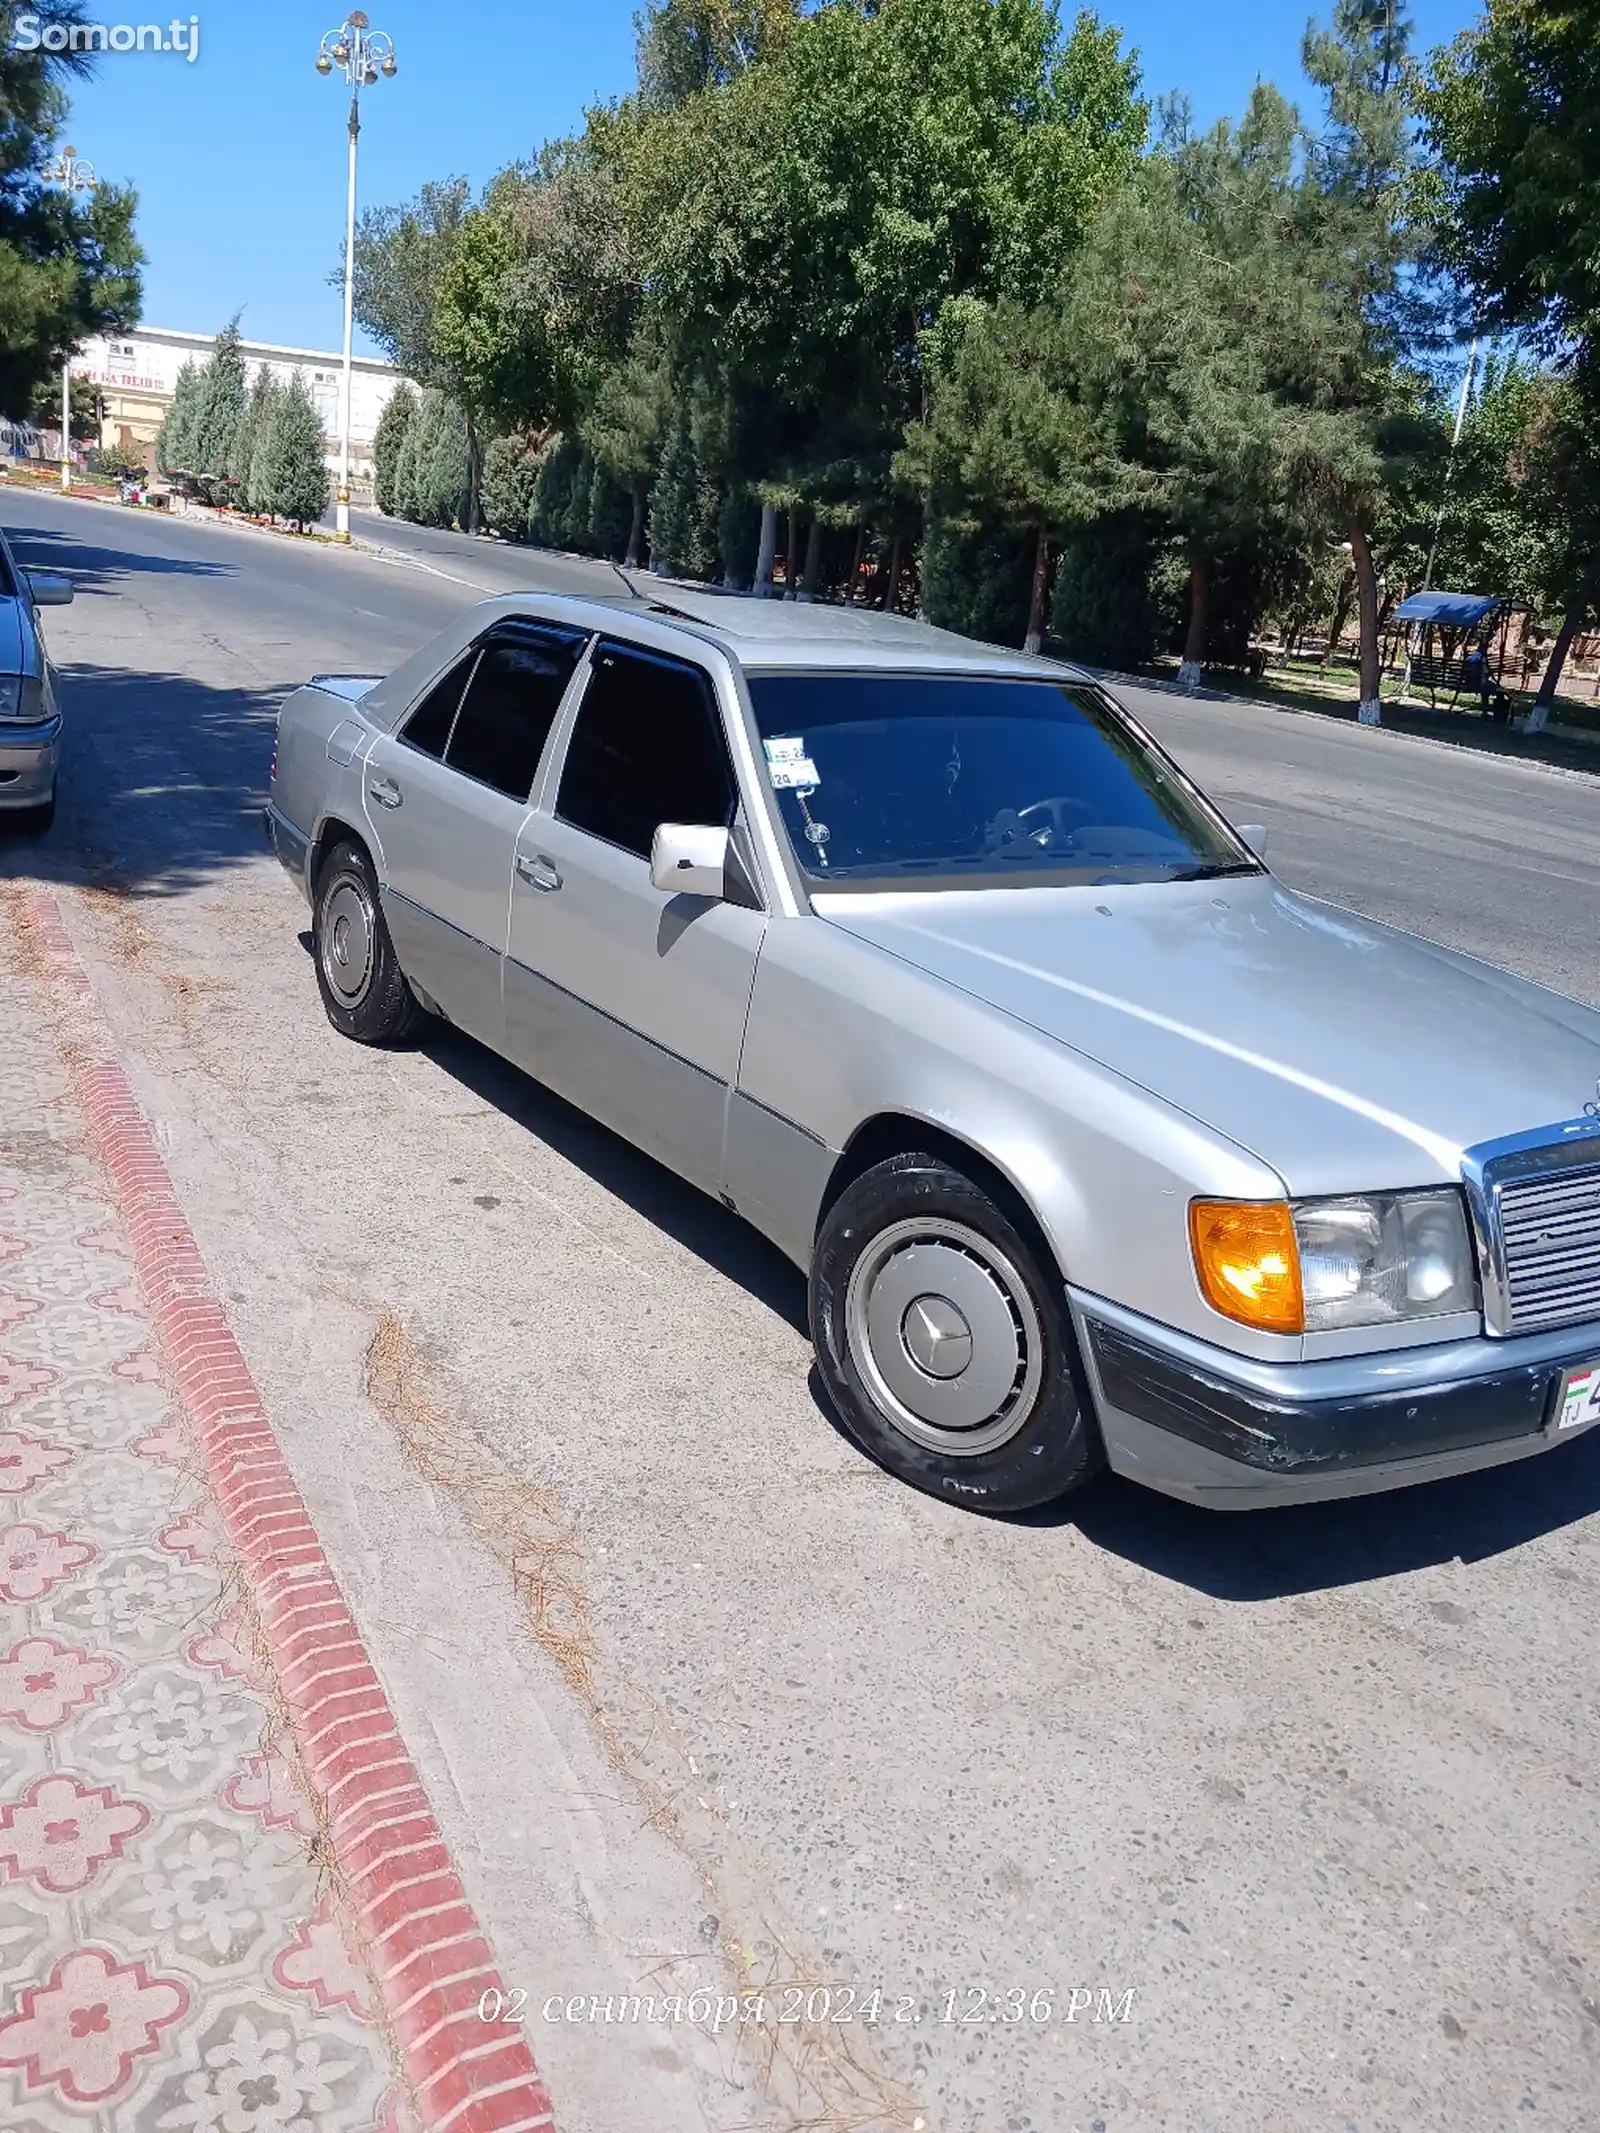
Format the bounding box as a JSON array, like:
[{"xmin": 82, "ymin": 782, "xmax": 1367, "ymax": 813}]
[{"xmin": 14, "ymin": 882, "xmax": 558, "ymax": 2133}]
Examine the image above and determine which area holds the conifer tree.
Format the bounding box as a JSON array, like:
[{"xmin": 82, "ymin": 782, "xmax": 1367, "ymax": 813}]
[
  {"xmin": 422, "ymin": 397, "xmax": 472, "ymax": 527},
  {"xmin": 155, "ymin": 361, "xmax": 203, "ymax": 477},
  {"xmin": 395, "ymin": 388, "xmax": 443, "ymax": 522},
  {"xmin": 372, "ymin": 384, "xmax": 417, "ymax": 516},
  {"xmin": 254, "ymin": 374, "xmax": 330, "ymax": 530},
  {"xmin": 189, "ymin": 316, "xmax": 248, "ymax": 493},
  {"xmin": 226, "ymin": 369, "xmax": 276, "ymax": 513}
]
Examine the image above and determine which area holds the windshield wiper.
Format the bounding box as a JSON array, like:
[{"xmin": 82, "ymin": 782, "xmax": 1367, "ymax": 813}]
[{"xmin": 1166, "ymin": 861, "xmax": 1262, "ymax": 882}]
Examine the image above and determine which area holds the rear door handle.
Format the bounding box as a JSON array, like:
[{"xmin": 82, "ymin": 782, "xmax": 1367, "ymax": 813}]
[
  {"xmin": 368, "ymin": 776, "xmax": 402, "ymax": 810},
  {"xmin": 516, "ymin": 853, "xmax": 562, "ymax": 892}
]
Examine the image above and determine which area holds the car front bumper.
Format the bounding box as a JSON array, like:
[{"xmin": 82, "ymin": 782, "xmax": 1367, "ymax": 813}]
[
  {"xmin": 1070, "ymin": 1290, "xmax": 1600, "ymax": 1509},
  {"xmin": 0, "ymin": 716, "xmax": 60, "ymax": 809}
]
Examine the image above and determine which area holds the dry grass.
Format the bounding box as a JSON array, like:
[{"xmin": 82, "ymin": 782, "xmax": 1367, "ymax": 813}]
[{"xmin": 363, "ymin": 1307, "xmax": 929, "ymax": 2133}]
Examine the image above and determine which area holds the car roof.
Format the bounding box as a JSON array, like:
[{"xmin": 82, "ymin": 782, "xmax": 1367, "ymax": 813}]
[
  {"xmin": 499, "ymin": 584, "xmax": 1092, "ymax": 680},
  {"xmin": 349, "ymin": 582, "xmax": 1098, "ymax": 740}
]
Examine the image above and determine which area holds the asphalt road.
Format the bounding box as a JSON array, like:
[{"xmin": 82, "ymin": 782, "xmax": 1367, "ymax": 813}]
[{"xmin": 4, "ymin": 487, "xmax": 1599, "ymax": 2133}]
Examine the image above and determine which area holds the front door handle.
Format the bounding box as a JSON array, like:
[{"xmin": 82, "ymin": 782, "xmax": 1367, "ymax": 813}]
[
  {"xmin": 515, "ymin": 853, "xmax": 562, "ymax": 893},
  {"xmin": 368, "ymin": 776, "xmax": 403, "ymax": 810}
]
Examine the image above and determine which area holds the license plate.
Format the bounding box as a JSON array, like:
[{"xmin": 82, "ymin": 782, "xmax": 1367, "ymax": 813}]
[{"xmin": 1556, "ymin": 1362, "xmax": 1600, "ymax": 1433}]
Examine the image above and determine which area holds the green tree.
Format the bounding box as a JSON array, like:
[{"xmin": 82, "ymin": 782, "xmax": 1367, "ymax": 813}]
[
  {"xmin": 1296, "ymin": 0, "xmax": 1433, "ymax": 721},
  {"xmin": 528, "ymin": 432, "xmax": 582, "ymax": 546},
  {"xmin": 635, "ymin": 0, "xmax": 801, "ymax": 107},
  {"xmin": 625, "ymin": 0, "xmax": 1146, "ymax": 563},
  {"xmin": 901, "ymin": 293, "xmax": 1130, "ymax": 650},
  {"xmin": 480, "ymin": 430, "xmax": 542, "ymax": 536},
  {"xmin": 0, "ymin": 6, "xmax": 145, "ymax": 418},
  {"xmin": 1417, "ymin": 0, "xmax": 1600, "ymax": 716},
  {"xmin": 348, "ymin": 179, "xmax": 479, "ymax": 520},
  {"xmin": 253, "ymin": 373, "xmax": 329, "ymax": 529},
  {"xmin": 371, "ymin": 382, "xmax": 416, "ymax": 516},
  {"xmin": 188, "ymin": 315, "xmax": 247, "ymax": 491},
  {"xmin": 226, "ymin": 366, "xmax": 277, "ymax": 512},
  {"xmin": 28, "ymin": 373, "xmax": 98, "ymax": 441},
  {"xmin": 394, "ymin": 387, "xmax": 443, "ymax": 523},
  {"xmin": 647, "ymin": 400, "xmax": 703, "ymax": 575},
  {"xmin": 422, "ymin": 396, "xmax": 472, "ymax": 528},
  {"xmin": 155, "ymin": 360, "xmax": 202, "ymax": 476},
  {"xmin": 581, "ymin": 329, "xmax": 673, "ymax": 566}
]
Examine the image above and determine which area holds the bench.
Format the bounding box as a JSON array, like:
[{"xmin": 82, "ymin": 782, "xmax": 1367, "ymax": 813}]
[{"xmin": 1407, "ymin": 651, "xmax": 1513, "ymax": 722}]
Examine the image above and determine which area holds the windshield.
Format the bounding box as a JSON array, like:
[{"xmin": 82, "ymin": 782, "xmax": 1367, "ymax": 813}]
[{"xmin": 747, "ymin": 672, "xmax": 1255, "ymax": 891}]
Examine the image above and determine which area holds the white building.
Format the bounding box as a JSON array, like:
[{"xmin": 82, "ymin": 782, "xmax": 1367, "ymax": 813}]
[{"xmin": 71, "ymin": 325, "xmax": 413, "ymax": 499}]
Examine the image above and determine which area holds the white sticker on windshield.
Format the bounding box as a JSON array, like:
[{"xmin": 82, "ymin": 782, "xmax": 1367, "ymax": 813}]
[
  {"xmin": 768, "ymin": 756, "xmax": 820, "ymax": 790},
  {"xmin": 763, "ymin": 736, "xmax": 806, "ymax": 766}
]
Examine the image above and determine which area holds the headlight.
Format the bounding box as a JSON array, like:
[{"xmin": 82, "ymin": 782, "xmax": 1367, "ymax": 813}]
[
  {"xmin": 1293, "ymin": 1190, "xmax": 1478, "ymax": 1329},
  {"xmin": 1191, "ymin": 1190, "xmax": 1478, "ymax": 1334}
]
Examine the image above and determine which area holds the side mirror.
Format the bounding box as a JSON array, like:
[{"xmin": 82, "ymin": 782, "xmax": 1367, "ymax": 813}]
[
  {"xmin": 1237, "ymin": 822, "xmax": 1269, "ymax": 861},
  {"xmin": 650, "ymin": 823, "xmax": 728, "ymax": 898},
  {"xmin": 25, "ymin": 570, "xmax": 73, "ymax": 607}
]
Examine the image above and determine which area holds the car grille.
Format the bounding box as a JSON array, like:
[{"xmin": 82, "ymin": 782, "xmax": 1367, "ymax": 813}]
[{"xmin": 1498, "ymin": 1161, "xmax": 1600, "ymax": 1332}]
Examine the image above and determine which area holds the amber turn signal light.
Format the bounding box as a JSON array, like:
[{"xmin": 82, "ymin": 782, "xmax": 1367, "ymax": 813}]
[{"xmin": 1189, "ymin": 1199, "xmax": 1304, "ymax": 1334}]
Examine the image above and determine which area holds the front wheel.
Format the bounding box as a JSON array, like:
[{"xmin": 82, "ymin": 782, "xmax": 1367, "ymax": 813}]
[
  {"xmin": 312, "ymin": 839, "xmax": 425, "ymax": 1045},
  {"xmin": 810, "ymin": 1152, "xmax": 1102, "ymax": 1512}
]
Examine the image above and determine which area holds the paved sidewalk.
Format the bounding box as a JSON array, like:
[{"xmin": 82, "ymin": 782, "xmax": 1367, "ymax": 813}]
[{"xmin": 0, "ymin": 932, "xmax": 412, "ymax": 2130}]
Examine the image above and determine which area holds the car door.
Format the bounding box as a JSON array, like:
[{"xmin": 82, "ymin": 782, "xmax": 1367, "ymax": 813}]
[
  {"xmin": 363, "ymin": 620, "xmax": 589, "ymax": 1048},
  {"xmin": 503, "ymin": 637, "xmax": 768, "ymax": 1197}
]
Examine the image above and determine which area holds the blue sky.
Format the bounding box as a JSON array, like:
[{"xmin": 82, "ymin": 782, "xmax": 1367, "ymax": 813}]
[{"xmin": 56, "ymin": 0, "xmax": 1480, "ymax": 358}]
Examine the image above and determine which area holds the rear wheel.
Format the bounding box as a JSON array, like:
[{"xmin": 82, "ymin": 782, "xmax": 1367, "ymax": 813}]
[
  {"xmin": 810, "ymin": 1152, "xmax": 1102, "ymax": 1512},
  {"xmin": 312, "ymin": 839, "xmax": 425, "ymax": 1045}
]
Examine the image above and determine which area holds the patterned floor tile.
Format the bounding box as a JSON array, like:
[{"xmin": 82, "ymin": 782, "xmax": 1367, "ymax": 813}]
[
  {"xmin": 19, "ymin": 1381, "xmax": 172, "ymax": 1451},
  {"xmin": 0, "ymin": 1525, "xmax": 97, "ymax": 1606},
  {"xmin": 0, "ymin": 1941, "xmax": 190, "ymax": 2105},
  {"xmin": 0, "ymin": 1770, "xmax": 153, "ymax": 1894},
  {"xmin": 5, "ymin": 1306, "xmax": 152, "ymax": 1371},
  {"xmin": 0, "ymin": 1638, "xmax": 122, "ymax": 1732},
  {"xmin": 137, "ymin": 1989, "xmax": 391, "ymax": 2133},
  {"xmin": 68, "ymin": 1662, "xmax": 266, "ymax": 1804},
  {"xmin": 94, "ymin": 1811, "xmax": 310, "ymax": 1980},
  {"xmin": 0, "ymin": 958, "xmax": 407, "ymax": 2133},
  {"xmin": 37, "ymin": 1548, "xmax": 216, "ymax": 1661},
  {"xmin": 31, "ymin": 1455, "xmax": 196, "ymax": 1550},
  {"xmin": 0, "ymin": 1434, "xmax": 75, "ymax": 1498}
]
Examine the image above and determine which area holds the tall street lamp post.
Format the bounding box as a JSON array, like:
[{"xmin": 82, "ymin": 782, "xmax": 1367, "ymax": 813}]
[
  {"xmin": 317, "ymin": 13, "xmax": 397, "ymax": 543},
  {"xmin": 44, "ymin": 146, "xmax": 97, "ymax": 492}
]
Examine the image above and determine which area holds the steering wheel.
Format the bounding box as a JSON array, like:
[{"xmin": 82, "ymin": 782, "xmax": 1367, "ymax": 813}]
[{"xmin": 986, "ymin": 795, "xmax": 1091, "ymax": 855}]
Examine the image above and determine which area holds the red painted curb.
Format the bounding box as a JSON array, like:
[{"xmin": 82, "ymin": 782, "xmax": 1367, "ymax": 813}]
[{"xmin": 18, "ymin": 886, "xmax": 557, "ymax": 2133}]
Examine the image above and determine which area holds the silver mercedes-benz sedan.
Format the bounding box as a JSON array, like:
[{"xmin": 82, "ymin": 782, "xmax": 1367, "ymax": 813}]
[
  {"xmin": 0, "ymin": 521, "xmax": 73, "ymax": 832},
  {"xmin": 266, "ymin": 587, "xmax": 1600, "ymax": 1512}
]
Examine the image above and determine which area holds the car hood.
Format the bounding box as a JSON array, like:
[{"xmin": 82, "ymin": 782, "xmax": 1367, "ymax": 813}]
[
  {"xmin": 815, "ymin": 876, "xmax": 1600, "ymax": 1194},
  {"xmin": 0, "ymin": 598, "xmax": 24, "ymax": 675}
]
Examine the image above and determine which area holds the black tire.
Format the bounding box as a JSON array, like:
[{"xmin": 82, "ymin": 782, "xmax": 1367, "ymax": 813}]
[
  {"xmin": 312, "ymin": 839, "xmax": 425, "ymax": 1045},
  {"xmin": 810, "ymin": 1152, "xmax": 1103, "ymax": 1512}
]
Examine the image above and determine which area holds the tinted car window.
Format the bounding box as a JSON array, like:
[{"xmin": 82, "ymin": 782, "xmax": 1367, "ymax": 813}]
[
  {"xmin": 0, "ymin": 536, "xmax": 17, "ymax": 599},
  {"xmin": 445, "ymin": 625, "xmax": 589, "ymax": 801},
  {"xmin": 401, "ymin": 653, "xmax": 475, "ymax": 761},
  {"xmin": 556, "ymin": 641, "xmax": 735, "ymax": 859},
  {"xmin": 746, "ymin": 672, "xmax": 1253, "ymax": 891}
]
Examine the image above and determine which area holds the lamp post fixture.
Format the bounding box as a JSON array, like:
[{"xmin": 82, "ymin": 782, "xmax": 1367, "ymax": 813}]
[
  {"xmin": 44, "ymin": 147, "xmax": 97, "ymax": 492},
  {"xmin": 317, "ymin": 13, "xmax": 397, "ymax": 543}
]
